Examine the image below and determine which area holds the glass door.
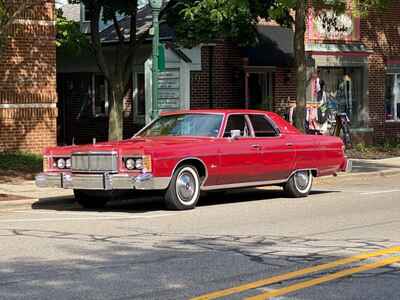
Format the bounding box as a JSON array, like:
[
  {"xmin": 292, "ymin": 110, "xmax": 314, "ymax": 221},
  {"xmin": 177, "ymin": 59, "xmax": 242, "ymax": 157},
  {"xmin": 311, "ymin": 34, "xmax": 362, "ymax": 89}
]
[
  {"xmin": 385, "ymin": 74, "xmax": 400, "ymax": 121},
  {"xmin": 318, "ymin": 67, "xmax": 363, "ymax": 126}
]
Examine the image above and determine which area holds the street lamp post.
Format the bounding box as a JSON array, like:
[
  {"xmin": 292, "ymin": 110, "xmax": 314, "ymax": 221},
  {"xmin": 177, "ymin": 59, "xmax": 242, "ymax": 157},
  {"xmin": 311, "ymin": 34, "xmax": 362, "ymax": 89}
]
[{"xmin": 149, "ymin": 0, "xmax": 162, "ymax": 120}]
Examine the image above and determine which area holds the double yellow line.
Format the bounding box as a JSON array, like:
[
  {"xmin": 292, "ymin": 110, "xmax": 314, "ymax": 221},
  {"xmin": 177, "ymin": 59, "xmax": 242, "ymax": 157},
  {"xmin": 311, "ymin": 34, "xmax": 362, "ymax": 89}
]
[{"xmin": 192, "ymin": 246, "xmax": 400, "ymax": 300}]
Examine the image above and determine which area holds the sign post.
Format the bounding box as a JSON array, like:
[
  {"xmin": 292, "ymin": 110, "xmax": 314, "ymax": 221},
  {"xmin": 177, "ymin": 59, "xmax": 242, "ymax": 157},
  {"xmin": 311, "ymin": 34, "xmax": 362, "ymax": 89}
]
[{"xmin": 149, "ymin": 0, "xmax": 162, "ymax": 120}]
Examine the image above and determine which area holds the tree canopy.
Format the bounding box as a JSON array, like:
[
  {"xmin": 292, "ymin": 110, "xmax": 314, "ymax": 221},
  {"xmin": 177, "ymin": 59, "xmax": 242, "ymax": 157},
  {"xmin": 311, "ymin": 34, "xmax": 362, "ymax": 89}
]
[{"xmin": 56, "ymin": 11, "xmax": 90, "ymax": 57}]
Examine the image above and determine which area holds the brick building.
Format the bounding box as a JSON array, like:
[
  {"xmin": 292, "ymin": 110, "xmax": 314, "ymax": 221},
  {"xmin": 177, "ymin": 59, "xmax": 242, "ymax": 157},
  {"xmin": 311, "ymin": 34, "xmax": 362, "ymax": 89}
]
[
  {"xmin": 1, "ymin": 1, "xmax": 399, "ymax": 153},
  {"xmin": 58, "ymin": 2, "xmax": 400, "ymax": 144},
  {"xmin": 240, "ymin": 1, "xmax": 400, "ymax": 144},
  {"xmin": 0, "ymin": 0, "xmax": 57, "ymax": 153}
]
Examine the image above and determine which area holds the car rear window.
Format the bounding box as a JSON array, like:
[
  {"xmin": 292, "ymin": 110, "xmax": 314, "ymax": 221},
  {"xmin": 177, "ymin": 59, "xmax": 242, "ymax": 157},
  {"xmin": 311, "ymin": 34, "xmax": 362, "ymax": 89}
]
[{"xmin": 248, "ymin": 115, "xmax": 278, "ymax": 137}]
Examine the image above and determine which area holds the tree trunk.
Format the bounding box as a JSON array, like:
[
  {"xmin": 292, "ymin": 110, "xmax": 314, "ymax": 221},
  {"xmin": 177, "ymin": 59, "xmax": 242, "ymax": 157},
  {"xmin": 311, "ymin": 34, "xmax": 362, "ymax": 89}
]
[
  {"xmin": 108, "ymin": 81, "xmax": 125, "ymax": 141},
  {"xmin": 293, "ymin": 0, "xmax": 307, "ymax": 132}
]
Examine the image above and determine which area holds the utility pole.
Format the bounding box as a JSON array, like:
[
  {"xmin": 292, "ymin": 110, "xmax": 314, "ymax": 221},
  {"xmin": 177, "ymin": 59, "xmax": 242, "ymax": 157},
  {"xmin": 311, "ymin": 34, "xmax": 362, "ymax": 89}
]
[{"xmin": 149, "ymin": 0, "xmax": 162, "ymax": 120}]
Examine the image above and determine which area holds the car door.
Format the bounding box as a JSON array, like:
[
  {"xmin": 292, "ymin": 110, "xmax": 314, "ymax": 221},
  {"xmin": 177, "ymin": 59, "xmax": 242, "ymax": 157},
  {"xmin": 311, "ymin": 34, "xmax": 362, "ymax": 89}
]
[
  {"xmin": 217, "ymin": 114, "xmax": 263, "ymax": 185},
  {"xmin": 247, "ymin": 114, "xmax": 296, "ymax": 181}
]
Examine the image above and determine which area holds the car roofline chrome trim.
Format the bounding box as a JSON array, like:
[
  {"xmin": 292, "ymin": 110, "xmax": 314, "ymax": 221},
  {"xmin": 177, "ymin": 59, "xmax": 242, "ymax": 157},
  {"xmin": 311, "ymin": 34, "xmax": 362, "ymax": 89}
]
[
  {"xmin": 134, "ymin": 113, "xmax": 225, "ymax": 138},
  {"xmin": 134, "ymin": 118, "xmax": 158, "ymax": 137}
]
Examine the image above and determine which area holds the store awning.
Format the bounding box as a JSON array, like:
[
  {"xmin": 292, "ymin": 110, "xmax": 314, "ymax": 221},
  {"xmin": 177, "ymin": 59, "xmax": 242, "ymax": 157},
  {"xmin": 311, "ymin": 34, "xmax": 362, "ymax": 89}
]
[{"xmin": 243, "ymin": 25, "xmax": 295, "ymax": 67}]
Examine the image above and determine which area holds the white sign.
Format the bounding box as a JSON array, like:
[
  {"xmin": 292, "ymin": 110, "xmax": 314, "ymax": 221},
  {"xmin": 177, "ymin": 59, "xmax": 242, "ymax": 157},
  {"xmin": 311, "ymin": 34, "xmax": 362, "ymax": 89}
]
[{"xmin": 315, "ymin": 10, "xmax": 353, "ymax": 39}]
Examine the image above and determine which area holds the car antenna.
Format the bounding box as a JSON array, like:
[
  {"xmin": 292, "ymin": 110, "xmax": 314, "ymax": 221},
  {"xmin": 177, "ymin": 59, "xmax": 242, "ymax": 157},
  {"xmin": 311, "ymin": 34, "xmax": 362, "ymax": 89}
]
[
  {"xmin": 72, "ymin": 137, "xmax": 75, "ymax": 146},
  {"xmin": 93, "ymin": 137, "xmax": 96, "ymax": 145}
]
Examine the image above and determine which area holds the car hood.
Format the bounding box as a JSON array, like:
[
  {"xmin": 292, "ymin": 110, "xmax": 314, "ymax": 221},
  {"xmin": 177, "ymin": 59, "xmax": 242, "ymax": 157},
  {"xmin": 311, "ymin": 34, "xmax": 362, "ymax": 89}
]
[{"xmin": 44, "ymin": 136, "xmax": 213, "ymax": 156}]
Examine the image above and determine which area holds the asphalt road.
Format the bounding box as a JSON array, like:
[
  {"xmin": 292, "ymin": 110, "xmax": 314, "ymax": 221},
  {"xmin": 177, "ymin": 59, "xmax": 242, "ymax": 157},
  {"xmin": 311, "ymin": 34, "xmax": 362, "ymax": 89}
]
[{"xmin": 0, "ymin": 174, "xmax": 400, "ymax": 300}]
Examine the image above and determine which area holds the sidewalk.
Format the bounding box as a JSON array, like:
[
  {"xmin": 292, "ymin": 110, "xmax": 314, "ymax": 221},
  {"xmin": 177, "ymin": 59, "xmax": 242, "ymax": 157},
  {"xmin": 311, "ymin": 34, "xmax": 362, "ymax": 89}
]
[
  {"xmin": 0, "ymin": 180, "xmax": 72, "ymax": 206},
  {"xmin": 350, "ymin": 157, "xmax": 400, "ymax": 173},
  {"xmin": 1, "ymin": 157, "xmax": 400, "ymax": 206}
]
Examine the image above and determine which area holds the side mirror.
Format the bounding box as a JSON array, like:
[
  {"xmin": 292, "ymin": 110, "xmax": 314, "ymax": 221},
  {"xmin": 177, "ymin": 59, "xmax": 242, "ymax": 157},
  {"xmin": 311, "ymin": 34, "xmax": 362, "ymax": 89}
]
[{"xmin": 230, "ymin": 129, "xmax": 241, "ymax": 140}]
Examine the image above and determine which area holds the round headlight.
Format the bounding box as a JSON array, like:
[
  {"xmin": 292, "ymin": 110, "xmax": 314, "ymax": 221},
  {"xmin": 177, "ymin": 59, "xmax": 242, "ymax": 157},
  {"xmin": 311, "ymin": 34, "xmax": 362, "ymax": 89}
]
[
  {"xmin": 125, "ymin": 158, "xmax": 136, "ymax": 170},
  {"xmin": 57, "ymin": 158, "xmax": 66, "ymax": 169},
  {"xmin": 135, "ymin": 159, "xmax": 144, "ymax": 170},
  {"xmin": 65, "ymin": 158, "xmax": 72, "ymax": 169}
]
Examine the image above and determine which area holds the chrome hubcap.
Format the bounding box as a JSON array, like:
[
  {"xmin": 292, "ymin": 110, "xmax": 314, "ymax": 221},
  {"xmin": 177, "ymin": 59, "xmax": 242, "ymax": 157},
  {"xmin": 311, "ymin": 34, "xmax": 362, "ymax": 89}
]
[
  {"xmin": 294, "ymin": 171, "xmax": 310, "ymax": 191},
  {"xmin": 176, "ymin": 172, "xmax": 196, "ymax": 202}
]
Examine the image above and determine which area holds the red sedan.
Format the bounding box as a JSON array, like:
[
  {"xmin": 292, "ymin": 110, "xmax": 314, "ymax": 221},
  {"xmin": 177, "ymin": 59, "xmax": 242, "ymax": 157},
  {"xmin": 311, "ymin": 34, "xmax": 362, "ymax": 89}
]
[{"xmin": 36, "ymin": 110, "xmax": 350, "ymax": 210}]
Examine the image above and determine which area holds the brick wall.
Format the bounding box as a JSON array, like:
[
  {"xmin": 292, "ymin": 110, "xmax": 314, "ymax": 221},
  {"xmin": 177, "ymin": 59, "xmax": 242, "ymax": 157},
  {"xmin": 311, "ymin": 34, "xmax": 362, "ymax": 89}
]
[
  {"xmin": 360, "ymin": 2, "xmax": 400, "ymax": 142},
  {"xmin": 273, "ymin": 68, "xmax": 297, "ymax": 116},
  {"xmin": 0, "ymin": 0, "xmax": 57, "ymax": 154},
  {"xmin": 191, "ymin": 42, "xmax": 244, "ymax": 109}
]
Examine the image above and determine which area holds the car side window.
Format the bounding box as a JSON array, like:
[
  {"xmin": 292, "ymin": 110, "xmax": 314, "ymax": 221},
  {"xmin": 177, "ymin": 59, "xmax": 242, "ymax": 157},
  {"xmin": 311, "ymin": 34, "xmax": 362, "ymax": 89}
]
[
  {"xmin": 224, "ymin": 115, "xmax": 250, "ymax": 138},
  {"xmin": 249, "ymin": 115, "xmax": 278, "ymax": 137}
]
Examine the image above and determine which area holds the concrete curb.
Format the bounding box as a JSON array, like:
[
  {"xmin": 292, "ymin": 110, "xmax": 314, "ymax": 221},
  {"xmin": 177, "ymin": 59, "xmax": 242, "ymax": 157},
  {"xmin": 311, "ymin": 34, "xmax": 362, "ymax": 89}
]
[
  {"xmin": 0, "ymin": 195, "xmax": 74, "ymax": 209},
  {"xmin": 315, "ymin": 168, "xmax": 400, "ymax": 184}
]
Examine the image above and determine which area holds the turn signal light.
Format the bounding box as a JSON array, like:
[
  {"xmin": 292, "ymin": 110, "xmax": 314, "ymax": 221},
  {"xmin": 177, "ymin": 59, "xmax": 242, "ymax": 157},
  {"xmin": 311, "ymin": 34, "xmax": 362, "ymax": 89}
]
[
  {"xmin": 143, "ymin": 155, "xmax": 152, "ymax": 173},
  {"xmin": 43, "ymin": 156, "xmax": 49, "ymax": 172}
]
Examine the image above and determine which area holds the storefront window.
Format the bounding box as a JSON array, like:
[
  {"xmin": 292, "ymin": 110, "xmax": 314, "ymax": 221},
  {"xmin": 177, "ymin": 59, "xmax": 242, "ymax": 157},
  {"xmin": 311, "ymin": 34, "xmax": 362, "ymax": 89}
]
[
  {"xmin": 137, "ymin": 73, "xmax": 146, "ymax": 116},
  {"xmin": 314, "ymin": 67, "xmax": 363, "ymax": 126},
  {"xmin": 385, "ymin": 74, "xmax": 400, "ymax": 121},
  {"xmin": 93, "ymin": 75, "xmax": 108, "ymax": 117}
]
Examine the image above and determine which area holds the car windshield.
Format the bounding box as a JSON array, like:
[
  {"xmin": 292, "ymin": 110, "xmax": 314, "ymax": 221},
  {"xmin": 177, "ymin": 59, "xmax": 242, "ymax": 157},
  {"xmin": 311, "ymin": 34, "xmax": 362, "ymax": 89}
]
[{"xmin": 137, "ymin": 114, "xmax": 223, "ymax": 137}]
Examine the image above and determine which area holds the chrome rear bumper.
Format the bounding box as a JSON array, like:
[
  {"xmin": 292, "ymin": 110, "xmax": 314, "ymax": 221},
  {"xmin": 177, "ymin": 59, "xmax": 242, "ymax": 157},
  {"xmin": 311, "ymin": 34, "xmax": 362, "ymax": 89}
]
[
  {"xmin": 35, "ymin": 173, "xmax": 170, "ymax": 191},
  {"xmin": 345, "ymin": 159, "xmax": 353, "ymax": 172}
]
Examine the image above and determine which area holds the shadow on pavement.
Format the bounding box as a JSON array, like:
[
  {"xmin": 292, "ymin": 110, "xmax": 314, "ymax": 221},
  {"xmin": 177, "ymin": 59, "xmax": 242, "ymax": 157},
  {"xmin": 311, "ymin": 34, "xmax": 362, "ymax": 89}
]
[{"xmin": 31, "ymin": 188, "xmax": 338, "ymax": 213}]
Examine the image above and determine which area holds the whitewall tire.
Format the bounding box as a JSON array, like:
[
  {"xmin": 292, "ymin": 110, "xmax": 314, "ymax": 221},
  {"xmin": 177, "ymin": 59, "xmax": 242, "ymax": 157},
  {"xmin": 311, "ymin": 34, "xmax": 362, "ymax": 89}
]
[
  {"xmin": 283, "ymin": 170, "xmax": 313, "ymax": 198},
  {"xmin": 165, "ymin": 165, "xmax": 201, "ymax": 210}
]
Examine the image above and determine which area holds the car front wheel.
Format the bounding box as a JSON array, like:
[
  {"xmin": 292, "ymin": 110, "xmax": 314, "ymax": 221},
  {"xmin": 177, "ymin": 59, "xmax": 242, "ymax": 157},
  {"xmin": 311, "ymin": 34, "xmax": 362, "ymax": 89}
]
[
  {"xmin": 284, "ymin": 170, "xmax": 313, "ymax": 198},
  {"xmin": 165, "ymin": 165, "xmax": 201, "ymax": 210}
]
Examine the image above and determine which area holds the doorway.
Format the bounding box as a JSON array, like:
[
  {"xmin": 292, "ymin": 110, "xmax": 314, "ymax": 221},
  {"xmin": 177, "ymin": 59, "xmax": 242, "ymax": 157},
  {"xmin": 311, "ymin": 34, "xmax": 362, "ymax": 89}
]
[{"xmin": 246, "ymin": 71, "xmax": 273, "ymax": 111}]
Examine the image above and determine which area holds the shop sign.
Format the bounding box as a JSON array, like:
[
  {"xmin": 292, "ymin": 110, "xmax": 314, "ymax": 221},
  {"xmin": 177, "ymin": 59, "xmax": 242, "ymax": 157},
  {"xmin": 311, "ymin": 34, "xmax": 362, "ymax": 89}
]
[
  {"xmin": 307, "ymin": 9, "xmax": 360, "ymax": 42},
  {"xmin": 158, "ymin": 70, "xmax": 180, "ymax": 109}
]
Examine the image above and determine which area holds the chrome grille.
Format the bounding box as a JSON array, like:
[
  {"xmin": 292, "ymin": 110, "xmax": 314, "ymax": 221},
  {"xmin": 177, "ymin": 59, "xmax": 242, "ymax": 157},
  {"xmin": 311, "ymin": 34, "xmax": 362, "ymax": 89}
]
[{"xmin": 71, "ymin": 152, "xmax": 118, "ymax": 172}]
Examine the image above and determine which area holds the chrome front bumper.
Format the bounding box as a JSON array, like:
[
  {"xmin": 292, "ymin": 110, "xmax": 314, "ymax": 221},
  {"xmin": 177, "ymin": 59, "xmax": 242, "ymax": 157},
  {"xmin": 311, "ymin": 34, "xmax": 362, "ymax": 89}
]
[{"xmin": 35, "ymin": 173, "xmax": 170, "ymax": 191}]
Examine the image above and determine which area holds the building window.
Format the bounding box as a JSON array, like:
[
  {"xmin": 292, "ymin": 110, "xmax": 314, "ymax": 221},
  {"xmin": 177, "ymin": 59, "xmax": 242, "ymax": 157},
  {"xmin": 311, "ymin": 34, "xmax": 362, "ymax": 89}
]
[
  {"xmin": 385, "ymin": 74, "xmax": 400, "ymax": 121},
  {"xmin": 83, "ymin": 5, "xmax": 91, "ymax": 22},
  {"xmin": 137, "ymin": 73, "xmax": 146, "ymax": 116},
  {"xmin": 247, "ymin": 72, "xmax": 273, "ymax": 110},
  {"xmin": 316, "ymin": 67, "xmax": 363, "ymax": 126},
  {"xmin": 92, "ymin": 74, "xmax": 109, "ymax": 117}
]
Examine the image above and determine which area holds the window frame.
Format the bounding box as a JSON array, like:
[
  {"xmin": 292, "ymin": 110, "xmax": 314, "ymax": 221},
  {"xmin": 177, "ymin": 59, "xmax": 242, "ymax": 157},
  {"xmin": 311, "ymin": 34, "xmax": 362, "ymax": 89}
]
[
  {"xmin": 91, "ymin": 74, "xmax": 109, "ymax": 118},
  {"xmin": 385, "ymin": 73, "xmax": 400, "ymax": 122},
  {"xmin": 81, "ymin": 4, "xmax": 92, "ymax": 22},
  {"xmin": 247, "ymin": 113, "xmax": 280, "ymax": 138},
  {"xmin": 133, "ymin": 71, "xmax": 146, "ymax": 124},
  {"xmin": 222, "ymin": 113, "xmax": 254, "ymax": 138}
]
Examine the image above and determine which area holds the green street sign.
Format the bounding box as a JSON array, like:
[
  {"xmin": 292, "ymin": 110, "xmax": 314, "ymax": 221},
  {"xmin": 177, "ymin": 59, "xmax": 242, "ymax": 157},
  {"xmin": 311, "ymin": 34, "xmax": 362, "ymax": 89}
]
[{"xmin": 158, "ymin": 43, "xmax": 166, "ymax": 72}]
